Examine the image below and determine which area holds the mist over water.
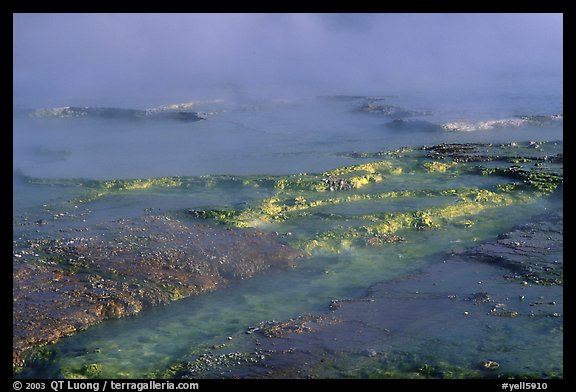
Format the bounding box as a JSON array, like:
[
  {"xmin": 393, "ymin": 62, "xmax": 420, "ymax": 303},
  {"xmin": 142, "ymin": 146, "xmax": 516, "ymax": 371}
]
[
  {"xmin": 13, "ymin": 14, "xmax": 563, "ymax": 379},
  {"xmin": 14, "ymin": 13, "xmax": 562, "ymax": 108},
  {"xmin": 14, "ymin": 14, "xmax": 563, "ymax": 182}
]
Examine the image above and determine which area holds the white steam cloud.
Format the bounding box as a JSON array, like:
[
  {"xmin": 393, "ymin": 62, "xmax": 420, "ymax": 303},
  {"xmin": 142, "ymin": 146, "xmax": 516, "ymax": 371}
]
[{"xmin": 13, "ymin": 13, "xmax": 562, "ymax": 108}]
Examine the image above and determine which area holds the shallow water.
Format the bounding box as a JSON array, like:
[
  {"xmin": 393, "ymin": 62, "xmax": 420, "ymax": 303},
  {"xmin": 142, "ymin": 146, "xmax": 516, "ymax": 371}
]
[
  {"xmin": 13, "ymin": 92, "xmax": 563, "ymax": 378},
  {"xmin": 15, "ymin": 202, "xmax": 559, "ymax": 379}
]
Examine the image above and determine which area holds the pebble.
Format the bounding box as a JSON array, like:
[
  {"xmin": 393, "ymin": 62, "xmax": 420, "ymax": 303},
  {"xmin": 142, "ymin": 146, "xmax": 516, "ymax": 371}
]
[{"xmin": 482, "ymin": 360, "xmax": 500, "ymax": 370}]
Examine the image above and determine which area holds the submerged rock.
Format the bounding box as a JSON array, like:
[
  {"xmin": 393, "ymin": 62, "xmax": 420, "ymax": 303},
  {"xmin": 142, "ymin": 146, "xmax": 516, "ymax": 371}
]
[
  {"xmin": 465, "ymin": 292, "xmax": 492, "ymax": 305},
  {"xmin": 462, "ymin": 211, "xmax": 563, "ymax": 285},
  {"xmin": 12, "ymin": 215, "xmax": 302, "ymax": 367},
  {"xmin": 251, "ymin": 314, "xmax": 335, "ymax": 338}
]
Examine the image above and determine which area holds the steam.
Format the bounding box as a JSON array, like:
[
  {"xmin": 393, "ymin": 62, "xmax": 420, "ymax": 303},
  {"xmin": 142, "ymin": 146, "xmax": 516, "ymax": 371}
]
[{"xmin": 13, "ymin": 13, "xmax": 562, "ymax": 108}]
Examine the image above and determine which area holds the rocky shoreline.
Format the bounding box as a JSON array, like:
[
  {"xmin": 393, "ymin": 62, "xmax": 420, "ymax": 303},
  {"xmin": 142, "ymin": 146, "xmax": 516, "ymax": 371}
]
[
  {"xmin": 13, "ymin": 141, "xmax": 562, "ymax": 377},
  {"xmin": 13, "ymin": 216, "xmax": 302, "ymax": 368}
]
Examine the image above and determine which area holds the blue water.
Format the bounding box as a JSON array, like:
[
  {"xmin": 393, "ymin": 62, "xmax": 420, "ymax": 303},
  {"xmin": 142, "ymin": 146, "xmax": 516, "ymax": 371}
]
[
  {"xmin": 13, "ymin": 85, "xmax": 563, "ymax": 181},
  {"xmin": 13, "ymin": 84, "xmax": 563, "ymax": 378}
]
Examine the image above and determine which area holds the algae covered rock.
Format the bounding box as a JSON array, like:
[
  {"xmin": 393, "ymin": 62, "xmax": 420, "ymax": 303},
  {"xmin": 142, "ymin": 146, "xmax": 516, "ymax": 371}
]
[{"xmin": 13, "ymin": 140, "xmax": 562, "ymax": 372}]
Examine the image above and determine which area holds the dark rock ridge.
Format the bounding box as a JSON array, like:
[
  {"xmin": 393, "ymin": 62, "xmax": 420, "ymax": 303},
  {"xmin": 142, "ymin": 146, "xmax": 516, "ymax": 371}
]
[
  {"xmin": 12, "ymin": 215, "xmax": 302, "ymax": 367},
  {"xmin": 29, "ymin": 105, "xmax": 210, "ymax": 121},
  {"xmin": 462, "ymin": 211, "xmax": 563, "ymax": 285}
]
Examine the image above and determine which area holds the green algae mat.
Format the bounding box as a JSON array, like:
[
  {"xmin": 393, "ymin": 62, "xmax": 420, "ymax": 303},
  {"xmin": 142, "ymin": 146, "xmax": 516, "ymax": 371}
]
[{"xmin": 13, "ymin": 141, "xmax": 563, "ymax": 378}]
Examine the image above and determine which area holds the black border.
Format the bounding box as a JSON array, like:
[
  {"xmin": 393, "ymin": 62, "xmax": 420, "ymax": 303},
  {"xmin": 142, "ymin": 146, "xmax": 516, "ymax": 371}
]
[{"xmin": 9, "ymin": 5, "xmax": 569, "ymax": 389}]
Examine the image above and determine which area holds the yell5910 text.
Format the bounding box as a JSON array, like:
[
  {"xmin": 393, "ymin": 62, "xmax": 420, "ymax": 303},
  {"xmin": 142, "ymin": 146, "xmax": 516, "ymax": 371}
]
[{"xmin": 502, "ymin": 382, "xmax": 547, "ymax": 391}]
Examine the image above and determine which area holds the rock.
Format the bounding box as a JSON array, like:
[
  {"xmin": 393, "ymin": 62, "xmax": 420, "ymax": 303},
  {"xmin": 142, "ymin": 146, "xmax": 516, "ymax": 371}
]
[
  {"xmin": 253, "ymin": 315, "xmax": 334, "ymax": 338},
  {"xmin": 322, "ymin": 175, "xmax": 354, "ymax": 191},
  {"xmin": 465, "ymin": 292, "xmax": 492, "ymax": 305},
  {"xmin": 358, "ymin": 102, "xmax": 431, "ymax": 118},
  {"xmin": 12, "ymin": 215, "xmax": 302, "ymax": 367},
  {"xmin": 30, "ymin": 107, "xmax": 145, "ymax": 119},
  {"xmin": 29, "ymin": 105, "xmax": 208, "ymax": 122},
  {"xmin": 482, "ymin": 360, "xmax": 500, "ymax": 370},
  {"xmin": 462, "ymin": 212, "xmax": 563, "ymax": 285}
]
